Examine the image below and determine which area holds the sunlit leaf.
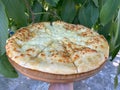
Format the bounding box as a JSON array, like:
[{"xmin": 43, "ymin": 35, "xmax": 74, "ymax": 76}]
[
  {"xmin": 78, "ymin": 2, "xmax": 99, "ymax": 28},
  {"xmin": 100, "ymin": 0, "xmax": 120, "ymax": 26},
  {"xmin": 98, "ymin": 22, "xmax": 111, "ymax": 39},
  {"xmin": 41, "ymin": 13, "xmax": 50, "ymax": 21},
  {"xmin": 61, "ymin": 0, "xmax": 76, "ymax": 23},
  {"xmin": 92, "ymin": 0, "xmax": 99, "ymax": 7},
  {"xmin": 2, "ymin": 0, "xmax": 27, "ymax": 27},
  {"xmin": 115, "ymin": 9, "xmax": 120, "ymax": 45},
  {"xmin": 0, "ymin": 0, "xmax": 8, "ymax": 56},
  {"xmin": 111, "ymin": 44, "xmax": 120, "ymax": 60},
  {"xmin": 0, "ymin": 53, "xmax": 18, "ymax": 78},
  {"xmin": 45, "ymin": 0, "xmax": 59, "ymax": 6},
  {"xmin": 109, "ymin": 22, "xmax": 118, "ymax": 53},
  {"xmin": 32, "ymin": 0, "xmax": 43, "ymax": 22}
]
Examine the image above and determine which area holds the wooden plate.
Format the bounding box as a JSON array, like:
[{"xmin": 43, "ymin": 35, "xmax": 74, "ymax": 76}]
[{"xmin": 8, "ymin": 58, "xmax": 106, "ymax": 83}]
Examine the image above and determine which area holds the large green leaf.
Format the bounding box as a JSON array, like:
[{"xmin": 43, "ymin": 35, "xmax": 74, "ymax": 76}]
[
  {"xmin": 61, "ymin": 0, "xmax": 76, "ymax": 23},
  {"xmin": 98, "ymin": 22, "xmax": 112, "ymax": 42},
  {"xmin": 78, "ymin": 2, "xmax": 99, "ymax": 28},
  {"xmin": 0, "ymin": 53, "xmax": 18, "ymax": 78},
  {"xmin": 92, "ymin": 0, "xmax": 99, "ymax": 7},
  {"xmin": 109, "ymin": 22, "xmax": 118, "ymax": 53},
  {"xmin": 0, "ymin": 0, "xmax": 8, "ymax": 56},
  {"xmin": 115, "ymin": 9, "xmax": 120, "ymax": 45},
  {"xmin": 40, "ymin": 12, "xmax": 50, "ymax": 21},
  {"xmin": 32, "ymin": 0, "xmax": 43, "ymax": 22},
  {"xmin": 2, "ymin": 0, "xmax": 27, "ymax": 27},
  {"xmin": 109, "ymin": 10, "xmax": 120, "ymax": 54},
  {"xmin": 111, "ymin": 44, "xmax": 120, "ymax": 60},
  {"xmin": 100, "ymin": 0, "xmax": 120, "ymax": 26},
  {"xmin": 45, "ymin": 0, "xmax": 59, "ymax": 6},
  {"xmin": 74, "ymin": 0, "xmax": 85, "ymax": 4}
]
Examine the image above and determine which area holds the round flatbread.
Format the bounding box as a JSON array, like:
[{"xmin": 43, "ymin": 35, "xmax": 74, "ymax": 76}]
[{"xmin": 6, "ymin": 21, "xmax": 109, "ymax": 74}]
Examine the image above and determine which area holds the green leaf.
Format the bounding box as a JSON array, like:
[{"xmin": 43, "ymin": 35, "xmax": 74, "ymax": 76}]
[
  {"xmin": 109, "ymin": 22, "xmax": 118, "ymax": 53},
  {"xmin": 61, "ymin": 0, "xmax": 76, "ymax": 23},
  {"xmin": 41, "ymin": 13, "xmax": 50, "ymax": 21},
  {"xmin": 0, "ymin": 53, "xmax": 18, "ymax": 78},
  {"xmin": 78, "ymin": 2, "xmax": 99, "ymax": 28},
  {"xmin": 98, "ymin": 22, "xmax": 112, "ymax": 40},
  {"xmin": 0, "ymin": 0, "xmax": 8, "ymax": 56},
  {"xmin": 100, "ymin": 0, "xmax": 120, "ymax": 26},
  {"xmin": 92, "ymin": 0, "xmax": 99, "ymax": 7},
  {"xmin": 45, "ymin": 0, "xmax": 59, "ymax": 6},
  {"xmin": 108, "ymin": 10, "xmax": 120, "ymax": 53},
  {"xmin": 98, "ymin": 0, "xmax": 107, "ymax": 10},
  {"xmin": 74, "ymin": 0, "xmax": 85, "ymax": 4},
  {"xmin": 111, "ymin": 44, "xmax": 120, "ymax": 60},
  {"xmin": 32, "ymin": 0, "xmax": 43, "ymax": 22},
  {"xmin": 114, "ymin": 76, "xmax": 118, "ymax": 89},
  {"xmin": 2, "ymin": 0, "xmax": 27, "ymax": 27},
  {"xmin": 115, "ymin": 9, "xmax": 120, "ymax": 45}
]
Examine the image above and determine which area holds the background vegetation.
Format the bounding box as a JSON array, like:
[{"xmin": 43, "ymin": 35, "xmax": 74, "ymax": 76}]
[{"xmin": 0, "ymin": 0, "xmax": 120, "ymax": 88}]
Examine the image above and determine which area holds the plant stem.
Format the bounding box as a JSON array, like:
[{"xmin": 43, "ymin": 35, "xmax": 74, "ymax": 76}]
[
  {"xmin": 33, "ymin": 12, "xmax": 61, "ymax": 20},
  {"xmin": 24, "ymin": 0, "xmax": 35, "ymax": 23},
  {"xmin": 114, "ymin": 9, "xmax": 120, "ymax": 45}
]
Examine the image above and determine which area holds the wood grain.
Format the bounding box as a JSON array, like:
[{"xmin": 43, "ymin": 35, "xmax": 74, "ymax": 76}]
[{"xmin": 8, "ymin": 58, "xmax": 106, "ymax": 83}]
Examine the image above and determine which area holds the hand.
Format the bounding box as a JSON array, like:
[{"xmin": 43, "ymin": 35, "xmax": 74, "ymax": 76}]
[{"xmin": 49, "ymin": 82, "xmax": 73, "ymax": 90}]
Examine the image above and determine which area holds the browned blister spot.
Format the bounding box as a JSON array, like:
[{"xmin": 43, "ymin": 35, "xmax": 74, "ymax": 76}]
[
  {"xmin": 26, "ymin": 48, "xmax": 35, "ymax": 52},
  {"xmin": 7, "ymin": 40, "xmax": 21, "ymax": 49},
  {"xmin": 31, "ymin": 23, "xmax": 44, "ymax": 30},
  {"xmin": 67, "ymin": 43, "xmax": 72, "ymax": 47},
  {"xmin": 79, "ymin": 30, "xmax": 93, "ymax": 37},
  {"xmin": 20, "ymin": 54, "xmax": 25, "ymax": 57},
  {"xmin": 86, "ymin": 36, "xmax": 100, "ymax": 45},
  {"xmin": 26, "ymin": 54, "xmax": 32, "ymax": 56},
  {"xmin": 13, "ymin": 48, "xmax": 20, "ymax": 53},
  {"xmin": 82, "ymin": 48, "xmax": 97, "ymax": 53},
  {"xmin": 73, "ymin": 54, "xmax": 79, "ymax": 60},
  {"xmin": 64, "ymin": 22, "xmax": 86, "ymax": 31},
  {"xmin": 73, "ymin": 45, "xmax": 97, "ymax": 54},
  {"xmin": 41, "ymin": 53, "xmax": 45, "ymax": 56},
  {"xmin": 14, "ymin": 56, "xmax": 19, "ymax": 59},
  {"xmin": 100, "ymin": 45, "xmax": 104, "ymax": 48},
  {"xmin": 58, "ymin": 59, "xmax": 63, "ymax": 62},
  {"xmin": 65, "ymin": 59, "xmax": 71, "ymax": 63},
  {"xmin": 61, "ymin": 52, "xmax": 71, "ymax": 63},
  {"xmin": 14, "ymin": 28, "xmax": 34, "ymax": 42},
  {"xmin": 100, "ymin": 35, "xmax": 106, "ymax": 41}
]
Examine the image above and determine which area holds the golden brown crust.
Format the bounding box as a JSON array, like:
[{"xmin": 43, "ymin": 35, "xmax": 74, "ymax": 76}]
[{"xmin": 6, "ymin": 21, "xmax": 109, "ymax": 75}]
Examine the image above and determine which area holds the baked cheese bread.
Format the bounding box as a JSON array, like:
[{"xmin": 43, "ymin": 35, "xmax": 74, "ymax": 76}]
[{"xmin": 6, "ymin": 21, "xmax": 109, "ymax": 74}]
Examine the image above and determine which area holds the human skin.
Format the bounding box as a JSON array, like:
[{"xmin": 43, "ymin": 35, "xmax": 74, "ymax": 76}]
[{"xmin": 49, "ymin": 82, "xmax": 73, "ymax": 90}]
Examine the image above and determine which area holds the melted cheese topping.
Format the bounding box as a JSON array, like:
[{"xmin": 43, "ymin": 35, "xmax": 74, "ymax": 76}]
[{"xmin": 6, "ymin": 21, "xmax": 109, "ymax": 74}]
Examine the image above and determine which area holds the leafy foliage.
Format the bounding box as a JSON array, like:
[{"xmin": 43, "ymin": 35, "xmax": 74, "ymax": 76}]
[
  {"xmin": 92, "ymin": 0, "xmax": 99, "ymax": 7},
  {"xmin": 0, "ymin": 0, "xmax": 120, "ymax": 87},
  {"xmin": 100, "ymin": 0, "xmax": 120, "ymax": 26},
  {"xmin": 45, "ymin": 0, "xmax": 60, "ymax": 6},
  {"xmin": 0, "ymin": 53, "xmax": 18, "ymax": 78},
  {"xmin": 78, "ymin": 2, "xmax": 99, "ymax": 28},
  {"xmin": 61, "ymin": 0, "xmax": 76, "ymax": 23},
  {"xmin": 32, "ymin": 0, "xmax": 43, "ymax": 22},
  {"xmin": 1, "ymin": 0, "xmax": 28, "ymax": 28},
  {"xmin": 0, "ymin": 0, "xmax": 8, "ymax": 56}
]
